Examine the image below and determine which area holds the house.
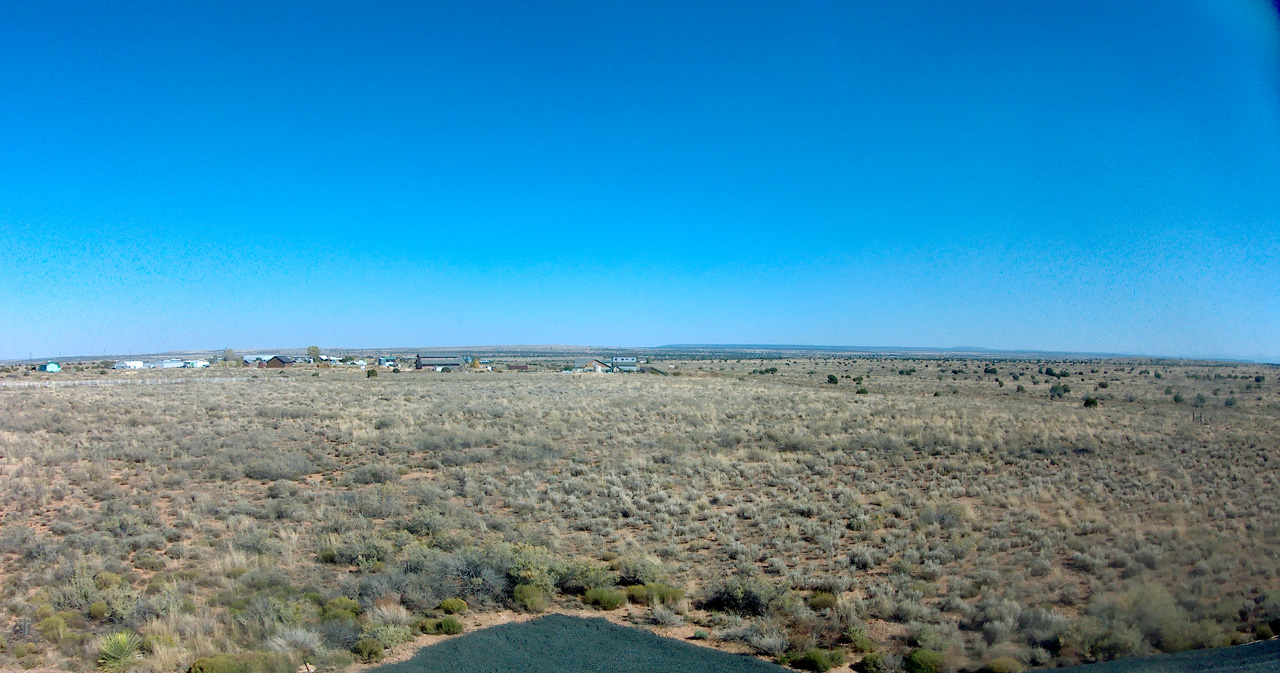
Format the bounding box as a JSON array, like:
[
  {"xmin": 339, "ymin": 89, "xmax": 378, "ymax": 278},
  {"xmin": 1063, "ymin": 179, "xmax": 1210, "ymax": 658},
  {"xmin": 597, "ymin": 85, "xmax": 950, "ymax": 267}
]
[
  {"xmin": 158, "ymin": 359, "xmax": 185, "ymax": 369},
  {"xmin": 507, "ymin": 364, "xmax": 529, "ymax": 371},
  {"xmin": 183, "ymin": 360, "xmax": 210, "ymax": 368},
  {"xmin": 416, "ymin": 355, "xmax": 463, "ymax": 370},
  {"xmin": 377, "ymin": 357, "xmax": 397, "ymax": 367},
  {"xmin": 37, "ymin": 361, "xmax": 61, "ymax": 373},
  {"xmin": 573, "ymin": 358, "xmax": 610, "ymax": 373},
  {"xmin": 611, "ymin": 356, "xmax": 639, "ymax": 372},
  {"xmin": 114, "ymin": 361, "xmax": 145, "ymax": 370},
  {"xmin": 264, "ymin": 356, "xmax": 294, "ymax": 369}
]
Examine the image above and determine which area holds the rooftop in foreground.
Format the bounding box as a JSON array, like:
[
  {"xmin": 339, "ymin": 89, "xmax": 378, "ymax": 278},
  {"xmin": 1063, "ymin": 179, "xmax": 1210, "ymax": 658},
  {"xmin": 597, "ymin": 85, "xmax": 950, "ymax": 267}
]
[
  {"xmin": 1056, "ymin": 638, "xmax": 1280, "ymax": 673},
  {"xmin": 368, "ymin": 614, "xmax": 784, "ymax": 673}
]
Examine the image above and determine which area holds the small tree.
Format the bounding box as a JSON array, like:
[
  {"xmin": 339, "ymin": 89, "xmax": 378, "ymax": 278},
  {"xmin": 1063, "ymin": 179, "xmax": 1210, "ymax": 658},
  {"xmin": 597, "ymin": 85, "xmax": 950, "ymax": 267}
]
[
  {"xmin": 307, "ymin": 345, "xmax": 321, "ymax": 360},
  {"xmin": 827, "ymin": 374, "xmax": 839, "ymax": 385},
  {"xmin": 223, "ymin": 348, "xmax": 237, "ymax": 367}
]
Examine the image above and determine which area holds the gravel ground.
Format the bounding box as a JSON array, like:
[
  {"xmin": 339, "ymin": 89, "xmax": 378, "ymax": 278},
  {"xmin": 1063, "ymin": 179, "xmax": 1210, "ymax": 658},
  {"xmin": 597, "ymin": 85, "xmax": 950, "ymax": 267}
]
[
  {"xmin": 369, "ymin": 614, "xmax": 787, "ymax": 673},
  {"xmin": 1052, "ymin": 639, "xmax": 1280, "ymax": 673}
]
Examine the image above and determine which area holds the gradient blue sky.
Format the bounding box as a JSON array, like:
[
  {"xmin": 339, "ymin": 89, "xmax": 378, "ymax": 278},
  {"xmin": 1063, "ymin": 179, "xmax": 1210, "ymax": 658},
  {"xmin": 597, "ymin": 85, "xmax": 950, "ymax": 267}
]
[{"xmin": 3, "ymin": 1, "xmax": 1279, "ymax": 361}]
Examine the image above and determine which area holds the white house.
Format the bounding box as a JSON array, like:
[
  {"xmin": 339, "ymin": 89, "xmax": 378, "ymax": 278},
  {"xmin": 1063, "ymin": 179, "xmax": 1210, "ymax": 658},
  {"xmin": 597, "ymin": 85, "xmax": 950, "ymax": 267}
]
[
  {"xmin": 114, "ymin": 361, "xmax": 146, "ymax": 370},
  {"xmin": 573, "ymin": 358, "xmax": 610, "ymax": 373}
]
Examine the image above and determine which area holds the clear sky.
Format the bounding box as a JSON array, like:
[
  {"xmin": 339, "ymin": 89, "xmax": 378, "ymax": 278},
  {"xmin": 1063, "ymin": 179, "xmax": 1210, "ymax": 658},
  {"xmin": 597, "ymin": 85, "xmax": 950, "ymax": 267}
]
[{"xmin": 2, "ymin": 1, "xmax": 1278, "ymax": 361}]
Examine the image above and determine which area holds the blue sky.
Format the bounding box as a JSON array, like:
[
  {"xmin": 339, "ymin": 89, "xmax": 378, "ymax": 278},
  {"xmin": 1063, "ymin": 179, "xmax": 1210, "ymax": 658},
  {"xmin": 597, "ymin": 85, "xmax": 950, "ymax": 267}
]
[{"xmin": 2, "ymin": 1, "xmax": 1278, "ymax": 361}]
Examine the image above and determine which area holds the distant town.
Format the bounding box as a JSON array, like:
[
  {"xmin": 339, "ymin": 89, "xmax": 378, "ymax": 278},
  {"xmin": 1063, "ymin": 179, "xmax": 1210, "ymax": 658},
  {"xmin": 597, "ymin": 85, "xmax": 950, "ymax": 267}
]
[{"xmin": 17, "ymin": 353, "xmax": 650, "ymax": 374}]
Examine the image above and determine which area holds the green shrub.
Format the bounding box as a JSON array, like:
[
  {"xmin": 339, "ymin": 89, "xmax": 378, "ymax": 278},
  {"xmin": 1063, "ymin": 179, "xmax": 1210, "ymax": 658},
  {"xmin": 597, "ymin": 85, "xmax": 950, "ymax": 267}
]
[
  {"xmin": 827, "ymin": 375, "xmax": 839, "ymax": 385},
  {"xmin": 856, "ymin": 652, "xmax": 887, "ymax": 673},
  {"xmin": 38, "ymin": 615, "xmax": 67, "ymax": 642},
  {"xmin": 323, "ymin": 597, "xmax": 361, "ymax": 621},
  {"xmin": 88, "ymin": 601, "xmax": 110, "ymax": 620},
  {"xmin": 904, "ymin": 648, "xmax": 945, "ymax": 673},
  {"xmin": 1083, "ymin": 397, "xmax": 1099, "ymax": 408},
  {"xmin": 808, "ymin": 591, "xmax": 838, "ymax": 611},
  {"xmin": 700, "ymin": 576, "xmax": 779, "ymax": 616},
  {"xmin": 438, "ymin": 598, "xmax": 468, "ymax": 614},
  {"xmin": 438, "ymin": 615, "xmax": 464, "ymax": 635},
  {"xmin": 559, "ymin": 558, "xmax": 615, "ymax": 594},
  {"xmin": 845, "ymin": 626, "xmax": 877, "ymax": 653},
  {"xmin": 1256, "ymin": 623, "xmax": 1274, "ymax": 640},
  {"xmin": 413, "ymin": 616, "xmax": 463, "ymax": 635},
  {"xmin": 187, "ymin": 653, "xmax": 295, "ymax": 673},
  {"xmin": 96, "ymin": 631, "xmax": 145, "ymax": 673},
  {"xmin": 784, "ymin": 648, "xmax": 846, "ymax": 672},
  {"xmin": 414, "ymin": 618, "xmax": 441, "ymax": 634},
  {"xmin": 133, "ymin": 554, "xmax": 166, "ymax": 570},
  {"xmin": 613, "ymin": 554, "xmax": 664, "ymax": 586},
  {"xmin": 189, "ymin": 654, "xmax": 242, "ymax": 673},
  {"xmin": 585, "ymin": 587, "xmax": 627, "ymax": 610},
  {"xmin": 362, "ymin": 624, "xmax": 413, "ymax": 649},
  {"xmin": 987, "ymin": 656, "xmax": 1024, "ymax": 673},
  {"xmin": 856, "ymin": 388, "xmax": 869, "ymax": 394},
  {"xmin": 318, "ymin": 651, "xmax": 355, "ymax": 670},
  {"xmin": 513, "ymin": 584, "xmax": 549, "ymax": 612},
  {"xmin": 95, "ymin": 572, "xmax": 122, "ymax": 590},
  {"xmin": 692, "ymin": 629, "xmax": 710, "ymax": 640},
  {"xmin": 366, "ymin": 369, "xmax": 378, "ymax": 379},
  {"xmin": 624, "ymin": 583, "xmax": 685, "ymax": 606},
  {"xmin": 352, "ymin": 638, "xmax": 384, "ymax": 662}
]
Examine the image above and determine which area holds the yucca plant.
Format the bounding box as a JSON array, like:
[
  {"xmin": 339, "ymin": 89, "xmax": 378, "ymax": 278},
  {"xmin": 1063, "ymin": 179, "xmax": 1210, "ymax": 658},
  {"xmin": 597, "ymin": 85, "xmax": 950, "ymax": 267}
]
[{"xmin": 97, "ymin": 631, "xmax": 144, "ymax": 673}]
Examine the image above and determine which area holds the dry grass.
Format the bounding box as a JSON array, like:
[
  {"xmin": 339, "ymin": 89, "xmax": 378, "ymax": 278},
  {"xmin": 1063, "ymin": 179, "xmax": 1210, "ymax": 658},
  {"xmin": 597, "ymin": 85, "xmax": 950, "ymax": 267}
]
[{"xmin": 0, "ymin": 356, "xmax": 1277, "ymax": 672}]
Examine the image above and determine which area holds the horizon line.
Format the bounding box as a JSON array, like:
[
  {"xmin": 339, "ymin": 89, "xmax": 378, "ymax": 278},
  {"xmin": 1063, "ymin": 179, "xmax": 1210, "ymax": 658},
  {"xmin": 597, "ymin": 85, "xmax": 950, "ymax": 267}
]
[{"xmin": 4, "ymin": 344, "xmax": 1277, "ymax": 366}]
